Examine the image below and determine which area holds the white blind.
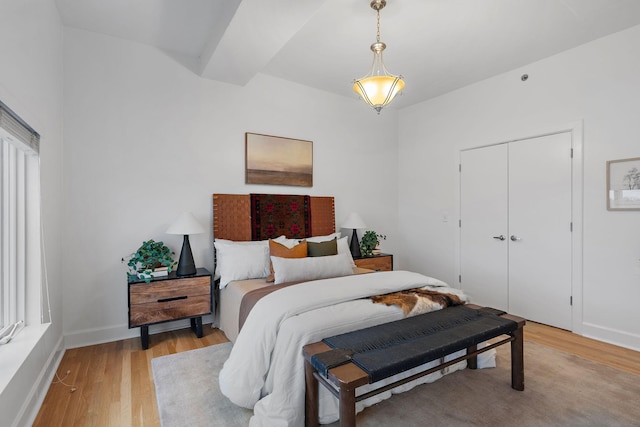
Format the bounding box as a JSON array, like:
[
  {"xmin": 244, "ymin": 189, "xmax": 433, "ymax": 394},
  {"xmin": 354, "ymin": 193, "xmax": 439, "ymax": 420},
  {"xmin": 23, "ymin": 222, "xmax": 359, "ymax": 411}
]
[
  {"xmin": 0, "ymin": 100, "xmax": 41, "ymax": 337},
  {"xmin": 0, "ymin": 101, "xmax": 39, "ymax": 154}
]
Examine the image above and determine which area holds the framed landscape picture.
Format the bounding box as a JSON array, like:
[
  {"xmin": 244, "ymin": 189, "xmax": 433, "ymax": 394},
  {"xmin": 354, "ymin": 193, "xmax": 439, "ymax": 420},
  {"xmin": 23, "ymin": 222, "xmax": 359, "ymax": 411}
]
[
  {"xmin": 607, "ymin": 157, "xmax": 640, "ymax": 211},
  {"xmin": 245, "ymin": 133, "xmax": 313, "ymax": 187}
]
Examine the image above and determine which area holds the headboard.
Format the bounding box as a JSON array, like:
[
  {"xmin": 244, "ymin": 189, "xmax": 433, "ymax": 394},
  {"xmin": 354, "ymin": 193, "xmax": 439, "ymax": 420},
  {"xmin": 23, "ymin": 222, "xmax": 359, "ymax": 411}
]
[{"xmin": 212, "ymin": 194, "xmax": 335, "ymax": 241}]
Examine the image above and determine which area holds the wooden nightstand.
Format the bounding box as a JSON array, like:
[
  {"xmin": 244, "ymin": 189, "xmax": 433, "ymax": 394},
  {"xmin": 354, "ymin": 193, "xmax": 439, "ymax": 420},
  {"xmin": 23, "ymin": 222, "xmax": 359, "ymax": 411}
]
[
  {"xmin": 353, "ymin": 253, "xmax": 393, "ymax": 271},
  {"xmin": 128, "ymin": 268, "xmax": 212, "ymax": 349}
]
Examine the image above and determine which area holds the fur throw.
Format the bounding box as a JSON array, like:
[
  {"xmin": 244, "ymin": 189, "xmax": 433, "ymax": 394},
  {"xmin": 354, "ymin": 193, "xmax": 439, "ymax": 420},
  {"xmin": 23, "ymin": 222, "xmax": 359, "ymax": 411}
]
[{"xmin": 371, "ymin": 286, "xmax": 467, "ymax": 317}]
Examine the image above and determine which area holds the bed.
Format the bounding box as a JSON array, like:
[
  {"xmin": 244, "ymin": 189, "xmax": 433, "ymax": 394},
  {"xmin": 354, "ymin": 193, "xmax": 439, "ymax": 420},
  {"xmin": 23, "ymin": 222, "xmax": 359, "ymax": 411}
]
[
  {"xmin": 213, "ymin": 193, "xmax": 367, "ymax": 342},
  {"xmin": 212, "ymin": 193, "xmax": 496, "ymax": 427}
]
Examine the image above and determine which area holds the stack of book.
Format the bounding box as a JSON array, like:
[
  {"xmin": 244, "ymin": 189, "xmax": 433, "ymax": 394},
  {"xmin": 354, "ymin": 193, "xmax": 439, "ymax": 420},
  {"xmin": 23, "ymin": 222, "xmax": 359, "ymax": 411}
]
[{"xmin": 137, "ymin": 266, "xmax": 168, "ymax": 279}]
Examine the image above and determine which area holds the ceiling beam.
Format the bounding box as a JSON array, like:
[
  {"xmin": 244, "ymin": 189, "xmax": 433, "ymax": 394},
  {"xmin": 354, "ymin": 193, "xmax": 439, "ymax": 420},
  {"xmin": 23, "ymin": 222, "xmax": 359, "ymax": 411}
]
[{"xmin": 199, "ymin": 0, "xmax": 328, "ymax": 86}]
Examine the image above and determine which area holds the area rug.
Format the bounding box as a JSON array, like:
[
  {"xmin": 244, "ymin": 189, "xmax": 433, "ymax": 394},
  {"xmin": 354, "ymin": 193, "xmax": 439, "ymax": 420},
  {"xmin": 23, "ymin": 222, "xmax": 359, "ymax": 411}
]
[
  {"xmin": 151, "ymin": 342, "xmax": 251, "ymax": 427},
  {"xmin": 152, "ymin": 341, "xmax": 640, "ymax": 427}
]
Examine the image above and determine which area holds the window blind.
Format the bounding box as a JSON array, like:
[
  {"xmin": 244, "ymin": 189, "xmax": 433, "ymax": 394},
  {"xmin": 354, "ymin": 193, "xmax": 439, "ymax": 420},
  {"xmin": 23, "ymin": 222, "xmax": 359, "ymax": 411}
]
[
  {"xmin": 0, "ymin": 100, "xmax": 40, "ymax": 154},
  {"xmin": 0, "ymin": 100, "xmax": 41, "ymax": 338}
]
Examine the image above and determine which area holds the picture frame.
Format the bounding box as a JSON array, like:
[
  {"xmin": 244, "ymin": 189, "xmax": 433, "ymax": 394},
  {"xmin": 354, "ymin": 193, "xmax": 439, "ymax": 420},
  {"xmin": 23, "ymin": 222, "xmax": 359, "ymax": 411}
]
[
  {"xmin": 245, "ymin": 132, "xmax": 313, "ymax": 187},
  {"xmin": 606, "ymin": 157, "xmax": 640, "ymax": 211}
]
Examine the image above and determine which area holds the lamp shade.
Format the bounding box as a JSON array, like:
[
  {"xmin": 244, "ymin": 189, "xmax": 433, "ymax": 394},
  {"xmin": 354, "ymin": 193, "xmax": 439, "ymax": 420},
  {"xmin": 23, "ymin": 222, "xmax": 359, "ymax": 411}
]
[
  {"xmin": 166, "ymin": 212, "xmax": 206, "ymax": 235},
  {"xmin": 342, "ymin": 212, "xmax": 367, "ymax": 230},
  {"xmin": 353, "ymin": 74, "xmax": 405, "ymax": 112}
]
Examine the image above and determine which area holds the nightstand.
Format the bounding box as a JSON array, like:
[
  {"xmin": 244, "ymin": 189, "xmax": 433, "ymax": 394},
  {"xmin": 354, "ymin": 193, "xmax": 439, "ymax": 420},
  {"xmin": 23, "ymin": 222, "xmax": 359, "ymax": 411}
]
[
  {"xmin": 353, "ymin": 253, "xmax": 393, "ymax": 271},
  {"xmin": 128, "ymin": 268, "xmax": 212, "ymax": 349}
]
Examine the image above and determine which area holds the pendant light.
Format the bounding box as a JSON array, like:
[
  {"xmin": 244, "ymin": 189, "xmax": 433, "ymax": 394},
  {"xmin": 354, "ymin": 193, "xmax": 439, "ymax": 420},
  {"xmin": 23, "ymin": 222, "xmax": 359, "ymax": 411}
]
[{"xmin": 353, "ymin": 0, "xmax": 405, "ymax": 114}]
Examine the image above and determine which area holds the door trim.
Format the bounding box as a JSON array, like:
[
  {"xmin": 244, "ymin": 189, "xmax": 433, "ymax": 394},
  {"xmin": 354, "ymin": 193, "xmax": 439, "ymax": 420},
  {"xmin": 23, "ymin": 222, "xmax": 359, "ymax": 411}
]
[{"xmin": 456, "ymin": 120, "xmax": 583, "ymax": 333}]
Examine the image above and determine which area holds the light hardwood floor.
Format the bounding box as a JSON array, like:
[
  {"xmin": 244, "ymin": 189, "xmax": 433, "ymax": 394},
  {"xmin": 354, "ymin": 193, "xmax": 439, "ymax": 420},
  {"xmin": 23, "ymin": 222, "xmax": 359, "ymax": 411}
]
[{"xmin": 33, "ymin": 322, "xmax": 640, "ymax": 427}]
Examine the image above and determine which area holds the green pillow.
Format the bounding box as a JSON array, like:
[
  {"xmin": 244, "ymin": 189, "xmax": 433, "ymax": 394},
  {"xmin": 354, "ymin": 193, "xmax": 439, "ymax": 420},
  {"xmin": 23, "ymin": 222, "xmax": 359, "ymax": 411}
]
[{"xmin": 307, "ymin": 238, "xmax": 338, "ymax": 257}]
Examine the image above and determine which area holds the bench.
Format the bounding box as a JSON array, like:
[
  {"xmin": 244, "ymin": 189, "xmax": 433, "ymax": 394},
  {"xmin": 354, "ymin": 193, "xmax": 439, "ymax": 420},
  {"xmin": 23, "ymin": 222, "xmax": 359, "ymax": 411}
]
[{"xmin": 303, "ymin": 304, "xmax": 525, "ymax": 427}]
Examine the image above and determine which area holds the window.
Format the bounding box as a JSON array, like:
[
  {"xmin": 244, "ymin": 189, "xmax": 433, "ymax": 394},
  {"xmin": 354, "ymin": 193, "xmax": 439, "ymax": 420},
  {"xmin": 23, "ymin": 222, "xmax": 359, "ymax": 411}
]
[{"xmin": 0, "ymin": 101, "xmax": 41, "ymax": 344}]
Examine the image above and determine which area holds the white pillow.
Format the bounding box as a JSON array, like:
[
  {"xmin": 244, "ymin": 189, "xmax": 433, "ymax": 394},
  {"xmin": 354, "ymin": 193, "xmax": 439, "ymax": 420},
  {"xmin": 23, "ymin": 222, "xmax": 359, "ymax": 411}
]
[
  {"xmin": 213, "ymin": 236, "xmax": 290, "ymax": 275},
  {"xmin": 214, "ymin": 238, "xmax": 263, "ymax": 278},
  {"xmin": 270, "ymin": 253, "xmax": 354, "ymax": 285},
  {"xmin": 305, "ymin": 232, "xmax": 341, "ymax": 243},
  {"xmin": 214, "ymin": 240, "xmax": 271, "ymax": 288},
  {"xmin": 336, "ymin": 236, "xmax": 356, "ymax": 267}
]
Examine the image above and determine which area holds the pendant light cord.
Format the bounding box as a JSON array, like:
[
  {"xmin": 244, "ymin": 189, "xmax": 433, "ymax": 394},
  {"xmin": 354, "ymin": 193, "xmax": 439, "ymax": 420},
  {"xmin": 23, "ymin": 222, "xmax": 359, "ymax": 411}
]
[{"xmin": 376, "ymin": 8, "xmax": 381, "ymax": 43}]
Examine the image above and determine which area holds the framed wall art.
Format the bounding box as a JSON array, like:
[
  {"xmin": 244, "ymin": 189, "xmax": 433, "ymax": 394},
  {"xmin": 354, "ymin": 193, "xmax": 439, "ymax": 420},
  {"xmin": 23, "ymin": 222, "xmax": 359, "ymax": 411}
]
[
  {"xmin": 606, "ymin": 157, "xmax": 640, "ymax": 211},
  {"xmin": 245, "ymin": 132, "xmax": 313, "ymax": 187}
]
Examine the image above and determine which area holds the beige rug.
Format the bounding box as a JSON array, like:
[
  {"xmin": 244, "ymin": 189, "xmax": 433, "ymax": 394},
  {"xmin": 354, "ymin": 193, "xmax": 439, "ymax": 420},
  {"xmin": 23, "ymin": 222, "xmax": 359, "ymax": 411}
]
[
  {"xmin": 152, "ymin": 341, "xmax": 640, "ymax": 427},
  {"xmin": 152, "ymin": 342, "xmax": 252, "ymax": 427}
]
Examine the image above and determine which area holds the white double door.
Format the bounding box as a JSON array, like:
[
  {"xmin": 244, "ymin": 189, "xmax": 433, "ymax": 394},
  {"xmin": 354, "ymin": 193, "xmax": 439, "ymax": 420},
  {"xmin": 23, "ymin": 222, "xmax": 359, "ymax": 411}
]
[{"xmin": 460, "ymin": 132, "xmax": 573, "ymax": 330}]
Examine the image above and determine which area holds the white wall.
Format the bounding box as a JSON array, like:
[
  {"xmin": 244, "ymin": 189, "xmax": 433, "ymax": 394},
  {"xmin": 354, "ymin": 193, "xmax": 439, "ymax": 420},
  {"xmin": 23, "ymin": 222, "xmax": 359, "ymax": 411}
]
[
  {"xmin": 0, "ymin": 1, "xmax": 65, "ymax": 426},
  {"xmin": 62, "ymin": 28, "xmax": 400, "ymax": 347},
  {"xmin": 3, "ymin": 5, "xmax": 636, "ymax": 424},
  {"xmin": 398, "ymin": 25, "xmax": 640, "ymax": 350}
]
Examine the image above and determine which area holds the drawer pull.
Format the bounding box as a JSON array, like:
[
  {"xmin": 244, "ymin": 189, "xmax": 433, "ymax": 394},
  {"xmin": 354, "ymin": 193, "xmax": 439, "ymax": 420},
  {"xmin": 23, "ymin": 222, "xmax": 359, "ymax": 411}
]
[{"xmin": 157, "ymin": 296, "xmax": 188, "ymax": 303}]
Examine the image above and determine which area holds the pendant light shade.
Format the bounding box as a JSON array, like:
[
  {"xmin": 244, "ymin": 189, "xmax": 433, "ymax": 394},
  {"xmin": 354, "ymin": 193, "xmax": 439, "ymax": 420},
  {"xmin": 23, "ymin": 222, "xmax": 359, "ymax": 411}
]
[{"xmin": 353, "ymin": 0, "xmax": 405, "ymax": 114}]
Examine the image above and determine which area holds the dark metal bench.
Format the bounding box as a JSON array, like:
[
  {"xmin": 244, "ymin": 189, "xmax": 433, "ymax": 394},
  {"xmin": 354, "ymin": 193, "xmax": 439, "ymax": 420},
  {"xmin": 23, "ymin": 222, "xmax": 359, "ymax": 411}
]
[{"xmin": 303, "ymin": 304, "xmax": 525, "ymax": 427}]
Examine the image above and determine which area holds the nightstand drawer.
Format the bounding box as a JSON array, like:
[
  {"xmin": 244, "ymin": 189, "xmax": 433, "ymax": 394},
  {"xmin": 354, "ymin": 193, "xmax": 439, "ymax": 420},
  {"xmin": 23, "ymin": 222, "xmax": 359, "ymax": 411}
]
[
  {"xmin": 129, "ymin": 276, "xmax": 210, "ymax": 305},
  {"xmin": 129, "ymin": 294, "xmax": 211, "ymax": 327},
  {"xmin": 354, "ymin": 254, "xmax": 393, "ymax": 271}
]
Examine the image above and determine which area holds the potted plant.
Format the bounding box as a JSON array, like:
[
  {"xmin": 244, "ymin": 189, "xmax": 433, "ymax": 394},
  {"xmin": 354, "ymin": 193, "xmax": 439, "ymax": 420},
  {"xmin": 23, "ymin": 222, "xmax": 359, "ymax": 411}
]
[
  {"xmin": 126, "ymin": 239, "xmax": 177, "ymax": 282},
  {"xmin": 359, "ymin": 231, "xmax": 386, "ymax": 257}
]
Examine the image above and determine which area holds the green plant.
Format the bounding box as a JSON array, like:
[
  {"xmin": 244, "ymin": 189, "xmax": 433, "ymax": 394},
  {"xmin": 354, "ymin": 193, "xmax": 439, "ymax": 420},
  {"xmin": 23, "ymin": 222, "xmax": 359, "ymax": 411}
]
[
  {"xmin": 126, "ymin": 239, "xmax": 176, "ymax": 282},
  {"xmin": 359, "ymin": 230, "xmax": 386, "ymax": 257}
]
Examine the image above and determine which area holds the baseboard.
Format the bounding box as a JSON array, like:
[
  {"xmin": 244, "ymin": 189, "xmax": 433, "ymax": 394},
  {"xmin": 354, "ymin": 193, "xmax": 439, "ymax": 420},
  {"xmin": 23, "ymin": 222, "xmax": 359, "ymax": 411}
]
[
  {"xmin": 581, "ymin": 322, "xmax": 640, "ymax": 352},
  {"xmin": 15, "ymin": 334, "xmax": 64, "ymax": 427},
  {"xmin": 64, "ymin": 314, "xmax": 215, "ymax": 349}
]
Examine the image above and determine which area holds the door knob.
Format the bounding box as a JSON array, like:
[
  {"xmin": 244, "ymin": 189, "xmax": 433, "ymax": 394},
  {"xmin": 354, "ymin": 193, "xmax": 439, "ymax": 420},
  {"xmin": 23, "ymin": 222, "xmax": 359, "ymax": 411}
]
[
  {"xmin": 510, "ymin": 235, "xmax": 521, "ymax": 241},
  {"xmin": 493, "ymin": 235, "xmax": 505, "ymax": 241}
]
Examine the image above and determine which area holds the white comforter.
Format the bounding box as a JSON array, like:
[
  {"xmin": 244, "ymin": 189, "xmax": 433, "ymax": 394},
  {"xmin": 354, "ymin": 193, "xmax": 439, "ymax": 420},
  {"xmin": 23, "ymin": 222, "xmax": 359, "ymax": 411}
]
[{"xmin": 219, "ymin": 271, "xmax": 495, "ymax": 427}]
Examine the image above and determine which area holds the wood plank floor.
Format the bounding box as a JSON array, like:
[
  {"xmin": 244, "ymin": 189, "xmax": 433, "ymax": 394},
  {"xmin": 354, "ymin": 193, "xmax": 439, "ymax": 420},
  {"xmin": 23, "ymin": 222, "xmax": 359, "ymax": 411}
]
[
  {"xmin": 33, "ymin": 322, "xmax": 640, "ymax": 426},
  {"xmin": 524, "ymin": 321, "xmax": 640, "ymax": 375},
  {"xmin": 33, "ymin": 326, "xmax": 229, "ymax": 427}
]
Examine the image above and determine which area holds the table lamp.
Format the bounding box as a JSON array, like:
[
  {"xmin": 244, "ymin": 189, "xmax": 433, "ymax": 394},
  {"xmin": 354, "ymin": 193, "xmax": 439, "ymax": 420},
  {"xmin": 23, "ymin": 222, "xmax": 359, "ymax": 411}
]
[
  {"xmin": 342, "ymin": 212, "xmax": 367, "ymax": 258},
  {"xmin": 166, "ymin": 212, "xmax": 206, "ymax": 276}
]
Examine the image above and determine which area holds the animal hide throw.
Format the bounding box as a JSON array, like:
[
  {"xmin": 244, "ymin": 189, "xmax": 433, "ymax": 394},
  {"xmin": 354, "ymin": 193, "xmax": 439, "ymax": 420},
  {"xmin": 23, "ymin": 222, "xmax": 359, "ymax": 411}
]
[{"xmin": 370, "ymin": 287, "xmax": 467, "ymax": 316}]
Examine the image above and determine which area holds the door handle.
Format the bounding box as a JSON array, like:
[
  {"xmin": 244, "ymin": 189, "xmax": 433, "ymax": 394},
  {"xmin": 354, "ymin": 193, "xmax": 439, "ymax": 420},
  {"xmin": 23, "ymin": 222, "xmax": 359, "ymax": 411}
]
[
  {"xmin": 493, "ymin": 235, "xmax": 505, "ymax": 241},
  {"xmin": 510, "ymin": 235, "xmax": 521, "ymax": 241}
]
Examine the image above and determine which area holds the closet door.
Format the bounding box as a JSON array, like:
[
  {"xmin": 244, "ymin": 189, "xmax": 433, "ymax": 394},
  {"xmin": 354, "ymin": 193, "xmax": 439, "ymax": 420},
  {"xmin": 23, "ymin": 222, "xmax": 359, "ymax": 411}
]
[
  {"xmin": 508, "ymin": 132, "xmax": 572, "ymax": 329},
  {"xmin": 460, "ymin": 132, "xmax": 573, "ymax": 329},
  {"xmin": 460, "ymin": 144, "xmax": 508, "ymax": 311}
]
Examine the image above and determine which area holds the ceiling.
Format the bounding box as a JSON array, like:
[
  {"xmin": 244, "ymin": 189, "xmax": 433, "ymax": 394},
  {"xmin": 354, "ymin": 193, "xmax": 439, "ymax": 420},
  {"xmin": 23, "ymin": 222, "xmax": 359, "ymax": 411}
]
[{"xmin": 55, "ymin": 0, "xmax": 640, "ymax": 110}]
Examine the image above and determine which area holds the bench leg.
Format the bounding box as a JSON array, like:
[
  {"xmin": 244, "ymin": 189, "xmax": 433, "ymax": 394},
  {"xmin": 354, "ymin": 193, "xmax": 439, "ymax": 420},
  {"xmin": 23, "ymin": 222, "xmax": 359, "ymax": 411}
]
[
  {"xmin": 511, "ymin": 326, "xmax": 525, "ymax": 391},
  {"xmin": 339, "ymin": 385, "xmax": 357, "ymax": 427},
  {"xmin": 467, "ymin": 344, "xmax": 478, "ymax": 369},
  {"xmin": 305, "ymin": 360, "xmax": 319, "ymax": 427}
]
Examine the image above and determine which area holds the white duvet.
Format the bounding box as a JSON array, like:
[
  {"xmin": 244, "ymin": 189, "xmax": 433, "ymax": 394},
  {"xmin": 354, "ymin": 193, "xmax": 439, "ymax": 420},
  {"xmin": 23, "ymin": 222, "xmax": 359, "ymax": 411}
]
[{"xmin": 219, "ymin": 271, "xmax": 495, "ymax": 426}]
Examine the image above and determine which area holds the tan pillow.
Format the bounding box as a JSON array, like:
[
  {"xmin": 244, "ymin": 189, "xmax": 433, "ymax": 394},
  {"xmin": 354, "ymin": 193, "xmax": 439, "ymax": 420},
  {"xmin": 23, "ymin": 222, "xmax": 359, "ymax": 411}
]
[{"xmin": 267, "ymin": 239, "xmax": 307, "ymax": 282}]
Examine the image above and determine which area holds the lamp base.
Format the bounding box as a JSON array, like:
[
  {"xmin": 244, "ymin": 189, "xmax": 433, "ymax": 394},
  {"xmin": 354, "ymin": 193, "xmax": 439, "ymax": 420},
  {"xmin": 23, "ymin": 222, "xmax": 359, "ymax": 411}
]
[
  {"xmin": 349, "ymin": 228, "xmax": 362, "ymax": 258},
  {"xmin": 176, "ymin": 235, "xmax": 196, "ymax": 277}
]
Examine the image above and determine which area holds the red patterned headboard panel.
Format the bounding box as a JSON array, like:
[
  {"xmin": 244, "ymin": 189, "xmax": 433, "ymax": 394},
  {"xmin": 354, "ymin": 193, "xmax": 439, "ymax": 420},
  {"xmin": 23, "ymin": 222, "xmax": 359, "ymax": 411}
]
[
  {"xmin": 212, "ymin": 194, "xmax": 335, "ymax": 241},
  {"xmin": 250, "ymin": 194, "xmax": 311, "ymax": 240}
]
